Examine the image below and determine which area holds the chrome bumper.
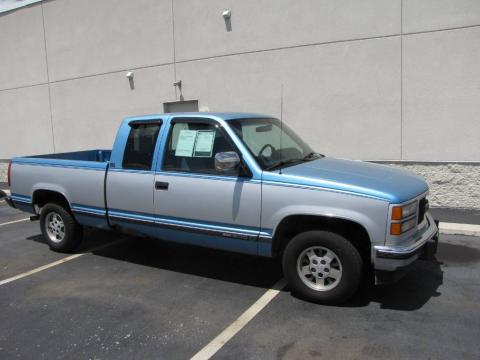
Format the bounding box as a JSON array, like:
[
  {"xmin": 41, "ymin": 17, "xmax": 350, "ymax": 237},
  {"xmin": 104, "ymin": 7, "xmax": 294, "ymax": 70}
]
[{"xmin": 374, "ymin": 213, "xmax": 439, "ymax": 273}]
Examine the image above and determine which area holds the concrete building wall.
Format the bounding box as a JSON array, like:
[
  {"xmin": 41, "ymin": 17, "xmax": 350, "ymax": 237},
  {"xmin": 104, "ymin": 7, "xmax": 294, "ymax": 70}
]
[
  {"xmin": 0, "ymin": 0, "xmax": 479, "ymax": 208},
  {"xmin": 176, "ymin": 37, "xmax": 402, "ymax": 160},
  {"xmin": 0, "ymin": 5, "xmax": 47, "ymax": 90},
  {"xmin": 0, "ymin": 85, "xmax": 53, "ymax": 157},
  {"xmin": 42, "ymin": 0, "xmax": 174, "ymax": 82},
  {"xmin": 173, "ymin": 0, "xmax": 401, "ymax": 61},
  {"xmin": 49, "ymin": 65, "xmax": 176, "ymax": 151},
  {"xmin": 403, "ymin": 26, "xmax": 480, "ymax": 161}
]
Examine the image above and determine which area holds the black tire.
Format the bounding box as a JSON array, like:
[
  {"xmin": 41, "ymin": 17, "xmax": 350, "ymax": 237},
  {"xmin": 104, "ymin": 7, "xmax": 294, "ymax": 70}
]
[
  {"xmin": 40, "ymin": 203, "xmax": 83, "ymax": 252},
  {"xmin": 282, "ymin": 230, "xmax": 363, "ymax": 304}
]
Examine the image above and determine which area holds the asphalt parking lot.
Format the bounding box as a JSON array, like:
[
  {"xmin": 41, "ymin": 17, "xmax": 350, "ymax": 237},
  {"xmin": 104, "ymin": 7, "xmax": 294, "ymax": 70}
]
[{"xmin": 1, "ymin": 200, "xmax": 479, "ymax": 360}]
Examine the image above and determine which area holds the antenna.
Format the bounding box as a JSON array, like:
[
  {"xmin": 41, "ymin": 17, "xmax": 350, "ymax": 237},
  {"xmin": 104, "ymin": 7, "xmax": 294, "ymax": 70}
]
[{"xmin": 279, "ymin": 83, "xmax": 284, "ymax": 175}]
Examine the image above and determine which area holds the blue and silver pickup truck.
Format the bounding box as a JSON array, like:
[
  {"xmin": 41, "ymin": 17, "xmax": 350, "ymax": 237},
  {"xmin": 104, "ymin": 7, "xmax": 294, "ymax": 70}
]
[{"xmin": 1, "ymin": 112, "xmax": 439, "ymax": 303}]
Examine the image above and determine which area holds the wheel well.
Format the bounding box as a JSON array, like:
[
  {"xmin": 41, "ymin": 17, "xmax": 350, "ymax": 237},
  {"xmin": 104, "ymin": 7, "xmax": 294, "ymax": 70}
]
[
  {"xmin": 32, "ymin": 190, "xmax": 71, "ymax": 212},
  {"xmin": 272, "ymin": 215, "xmax": 371, "ymax": 263}
]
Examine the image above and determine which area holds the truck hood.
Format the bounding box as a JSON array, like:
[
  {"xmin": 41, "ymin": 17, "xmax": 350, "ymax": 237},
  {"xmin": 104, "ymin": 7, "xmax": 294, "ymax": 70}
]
[{"xmin": 265, "ymin": 157, "xmax": 428, "ymax": 203}]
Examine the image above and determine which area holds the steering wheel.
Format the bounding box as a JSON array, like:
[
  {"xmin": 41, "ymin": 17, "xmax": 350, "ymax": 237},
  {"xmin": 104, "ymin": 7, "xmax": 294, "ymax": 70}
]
[{"xmin": 258, "ymin": 144, "xmax": 276, "ymax": 164}]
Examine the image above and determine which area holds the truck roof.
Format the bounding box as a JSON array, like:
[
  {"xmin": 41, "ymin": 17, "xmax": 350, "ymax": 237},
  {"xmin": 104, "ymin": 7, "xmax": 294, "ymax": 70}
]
[{"xmin": 123, "ymin": 112, "xmax": 273, "ymax": 122}]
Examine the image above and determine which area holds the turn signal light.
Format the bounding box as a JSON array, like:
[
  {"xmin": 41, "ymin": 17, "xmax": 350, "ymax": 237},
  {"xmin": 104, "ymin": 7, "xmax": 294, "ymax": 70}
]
[
  {"xmin": 390, "ymin": 223, "xmax": 402, "ymax": 235},
  {"xmin": 391, "ymin": 206, "xmax": 403, "ymax": 220},
  {"xmin": 390, "ymin": 217, "xmax": 417, "ymax": 235}
]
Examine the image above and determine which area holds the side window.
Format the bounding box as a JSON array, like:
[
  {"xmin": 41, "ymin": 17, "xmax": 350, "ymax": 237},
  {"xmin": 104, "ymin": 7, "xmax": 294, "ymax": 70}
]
[
  {"xmin": 162, "ymin": 121, "xmax": 237, "ymax": 175},
  {"xmin": 122, "ymin": 123, "xmax": 161, "ymax": 170}
]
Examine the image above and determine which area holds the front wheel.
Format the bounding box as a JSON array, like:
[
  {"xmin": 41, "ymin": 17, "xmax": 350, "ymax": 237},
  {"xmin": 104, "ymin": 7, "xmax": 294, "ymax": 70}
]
[
  {"xmin": 40, "ymin": 203, "xmax": 83, "ymax": 252},
  {"xmin": 282, "ymin": 230, "xmax": 363, "ymax": 304}
]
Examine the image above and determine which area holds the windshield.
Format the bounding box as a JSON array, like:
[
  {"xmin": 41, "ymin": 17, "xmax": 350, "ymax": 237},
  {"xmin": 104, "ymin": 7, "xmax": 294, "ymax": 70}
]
[{"xmin": 229, "ymin": 118, "xmax": 322, "ymax": 170}]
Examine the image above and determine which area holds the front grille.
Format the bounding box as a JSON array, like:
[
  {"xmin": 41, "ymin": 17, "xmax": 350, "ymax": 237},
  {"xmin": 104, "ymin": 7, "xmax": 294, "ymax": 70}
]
[{"xmin": 418, "ymin": 197, "xmax": 428, "ymax": 224}]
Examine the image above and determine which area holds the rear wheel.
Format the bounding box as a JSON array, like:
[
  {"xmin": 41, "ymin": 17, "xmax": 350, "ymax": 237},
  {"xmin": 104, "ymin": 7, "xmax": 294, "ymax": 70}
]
[
  {"xmin": 40, "ymin": 203, "xmax": 83, "ymax": 252},
  {"xmin": 282, "ymin": 230, "xmax": 363, "ymax": 304}
]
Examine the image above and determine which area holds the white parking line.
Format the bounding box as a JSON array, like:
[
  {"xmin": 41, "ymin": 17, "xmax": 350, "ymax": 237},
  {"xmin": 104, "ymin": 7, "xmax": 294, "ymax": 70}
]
[
  {"xmin": 0, "ymin": 218, "xmax": 30, "ymax": 227},
  {"xmin": 0, "ymin": 238, "xmax": 128, "ymax": 287},
  {"xmin": 0, "ymin": 253, "xmax": 84, "ymax": 286},
  {"xmin": 191, "ymin": 278, "xmax": 287, "ymax": 360}
]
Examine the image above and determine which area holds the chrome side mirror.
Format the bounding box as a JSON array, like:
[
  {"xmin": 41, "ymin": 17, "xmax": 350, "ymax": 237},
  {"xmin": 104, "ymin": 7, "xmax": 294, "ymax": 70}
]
[{"xmin": 214, "ymin": 151, "xmax": 241, "ymax": 172}]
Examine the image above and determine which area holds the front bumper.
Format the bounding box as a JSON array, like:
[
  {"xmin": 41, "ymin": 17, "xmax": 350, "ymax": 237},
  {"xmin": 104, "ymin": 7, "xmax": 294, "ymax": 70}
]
[{"xmin": 373, "ymin": 213, "xmax": 439, "ymax": 283}]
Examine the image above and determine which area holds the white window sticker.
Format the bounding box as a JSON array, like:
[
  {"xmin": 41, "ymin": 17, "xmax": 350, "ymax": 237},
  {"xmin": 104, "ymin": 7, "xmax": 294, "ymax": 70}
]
[
  {"xmin": 194, "ymin": 130, "xmax": 215, "ymax": 157},
  {"xmin": 175, "ymin": 130, "xmax": 197, "ymax": 157}
]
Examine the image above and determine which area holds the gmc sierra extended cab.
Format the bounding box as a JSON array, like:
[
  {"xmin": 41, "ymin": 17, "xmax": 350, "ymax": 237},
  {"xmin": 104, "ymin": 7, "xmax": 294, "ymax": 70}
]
[{"xmin": 1, "ymin": 112, "xmax": 439, "ymax": 303}]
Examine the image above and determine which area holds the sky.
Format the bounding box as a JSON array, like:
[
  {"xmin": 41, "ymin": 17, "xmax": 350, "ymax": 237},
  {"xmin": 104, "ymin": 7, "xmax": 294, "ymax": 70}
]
[{"xmin": 0, "ymin": 0, "xmax": 42, "ymax": 14}]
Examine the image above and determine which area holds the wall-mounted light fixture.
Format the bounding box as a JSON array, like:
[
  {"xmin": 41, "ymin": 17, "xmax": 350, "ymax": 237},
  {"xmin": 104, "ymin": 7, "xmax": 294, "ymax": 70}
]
[
  {"xmin": 222, "ymin": 10, "xmax": 231, "ymax": 19},
  {"xmin": 173, "ymin": 80, "xmax": 183, "ymax": 100},
  {"xmin": 126, "ymin": 71, "xmax": 134, "ymax": 90},
  {"xmin": 222, "ymin": 10, "xmax": 232, "ymax": 32}
]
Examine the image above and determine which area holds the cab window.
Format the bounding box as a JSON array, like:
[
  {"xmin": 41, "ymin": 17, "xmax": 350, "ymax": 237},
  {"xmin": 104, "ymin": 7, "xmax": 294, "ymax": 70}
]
[
  {"xmin": 162, "ymin": 120, "xmax": 237, "ymax": 175},
  {"xmin": 122, "ymin": 123, "xmax": 161, "ymax": 170}
]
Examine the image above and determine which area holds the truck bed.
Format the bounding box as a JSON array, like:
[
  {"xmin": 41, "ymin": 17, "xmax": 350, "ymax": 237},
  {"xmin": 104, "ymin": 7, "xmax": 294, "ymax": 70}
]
[
  {"xmin": 10, "ymin": 150, "xmax": 112, "ymax": 226},
  {"xmin": 15, "ymin": 149, "xmax": 111, "ymax": 167}
]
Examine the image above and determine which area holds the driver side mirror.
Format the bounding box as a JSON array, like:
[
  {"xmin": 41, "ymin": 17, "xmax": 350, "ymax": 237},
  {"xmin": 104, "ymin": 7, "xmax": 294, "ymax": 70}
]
[{"xmin": 214, "ymin": 151, "xmax": 241, "ymax": 173}]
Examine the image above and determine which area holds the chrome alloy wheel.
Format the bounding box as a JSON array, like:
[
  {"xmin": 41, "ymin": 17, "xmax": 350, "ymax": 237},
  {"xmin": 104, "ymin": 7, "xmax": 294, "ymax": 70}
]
[
  {"xmin": 45, "ymin": 212, "xmax": 65, "ymax": 243},
  {"xmin": 297, "ymin": 246, "xmax": 343, "ymax": 291}
]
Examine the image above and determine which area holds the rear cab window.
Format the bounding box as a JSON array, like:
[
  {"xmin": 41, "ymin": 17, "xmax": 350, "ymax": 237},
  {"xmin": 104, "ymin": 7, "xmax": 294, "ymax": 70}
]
[{"xmin": 122, "ymin": 122, "xmax": 162, "ymax": 170}]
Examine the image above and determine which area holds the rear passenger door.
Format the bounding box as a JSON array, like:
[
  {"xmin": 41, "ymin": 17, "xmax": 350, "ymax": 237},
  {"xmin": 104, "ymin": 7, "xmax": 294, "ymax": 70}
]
[
  {"xmin": 153, "ymin": 117, "xmax": 262, "ymax": 255},
  {"xmin": 106, "ymin": 119, "xmax": 162, "ymax": 237}
]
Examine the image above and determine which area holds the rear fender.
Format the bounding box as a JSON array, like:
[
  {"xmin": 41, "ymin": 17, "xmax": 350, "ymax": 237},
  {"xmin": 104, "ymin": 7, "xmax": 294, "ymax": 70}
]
[{"xmin": 31, "ymin": 183, "xmax": 71, "ymax": 212}]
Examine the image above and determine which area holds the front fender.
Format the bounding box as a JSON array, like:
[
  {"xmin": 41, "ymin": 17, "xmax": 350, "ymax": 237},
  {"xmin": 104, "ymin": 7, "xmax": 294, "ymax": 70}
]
[
  {"xmin": 261, "ymin": 184, "xmax": 390, "ymax": 247},
  {"xmin": 270, "ymin": 204, "xmax": 380, "ymax": 243}
]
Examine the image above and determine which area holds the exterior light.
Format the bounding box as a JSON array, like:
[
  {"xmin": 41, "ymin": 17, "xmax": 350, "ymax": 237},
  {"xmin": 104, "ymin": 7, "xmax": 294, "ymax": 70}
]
[
  {"xmin": 391, "ymin": 202, "xmax": 417, "ymax": 220},
  {"xmin": 222, "ymin": 10, "xmax": 231, "ymax": 19},
  {"xmin": 173, "ymin": 80, "xmax": 182, "ymax": 89}
]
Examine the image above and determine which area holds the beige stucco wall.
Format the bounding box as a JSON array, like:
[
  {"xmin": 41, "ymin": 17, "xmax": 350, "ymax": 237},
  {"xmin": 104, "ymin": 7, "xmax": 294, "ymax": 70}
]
[{"xmin": 384, "ymin": 163, "xmax": 480, "ymax": 209}]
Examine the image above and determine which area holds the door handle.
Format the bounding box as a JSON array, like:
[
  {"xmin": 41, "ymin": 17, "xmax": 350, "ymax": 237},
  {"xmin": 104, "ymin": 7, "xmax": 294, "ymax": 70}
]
[{"xmin": 155, "ymin": 181, "xmax": 169, "ymax": 190}]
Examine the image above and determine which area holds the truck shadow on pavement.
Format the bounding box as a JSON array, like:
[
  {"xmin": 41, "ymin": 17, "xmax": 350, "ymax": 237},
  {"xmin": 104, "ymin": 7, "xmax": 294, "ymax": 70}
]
[
  {"xmin": 91, "ymin": 234, "xmax": 284, "ymax": 290},
  {"xmin": 343, "ymin": 241, "xmax": 480, "ymax": 310},
  {"xmin": 27, "ymin": 228, "xmax": 123, "ymax": 253},
  {"xmin": 26, "ymin": 231, "xmax": 480, "ymax": 312},
  {"xmin": 89, "ymin": 233, "xmax": 450, "ymax": 311},
  {"xmin": 344, "ymin": 258, "xmax": 444, "ymax": 311}
]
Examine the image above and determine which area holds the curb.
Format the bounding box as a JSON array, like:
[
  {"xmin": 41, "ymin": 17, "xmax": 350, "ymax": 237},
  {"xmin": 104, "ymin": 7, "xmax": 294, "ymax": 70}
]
[
  {"xmin": 0, "ymin": 188, "xmax": 10, "ymax": 202},
  {"xmin": 439, "ymin": 222, "xmax": 480, "ymax": 237},
  {"xmin": 0, "ymin": 188, "xmax": 478, "ymax": 237},
  {"xmin": 0, "ymin": 189, "xmax": 9, "ymax": 204}
]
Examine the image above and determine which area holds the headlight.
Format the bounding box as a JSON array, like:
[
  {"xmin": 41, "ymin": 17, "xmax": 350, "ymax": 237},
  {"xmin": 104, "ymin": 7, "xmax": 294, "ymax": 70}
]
[
  {"xmin": 391, "ymin": 201, "xmax": 418, "ymax": 220},
  {"xmin": 390, "ymin": 217, "xmax": 417, "ymax": 235},
  {"xmin": 390, "ymin": 201, "xmax": 419, "ymax": 235}
]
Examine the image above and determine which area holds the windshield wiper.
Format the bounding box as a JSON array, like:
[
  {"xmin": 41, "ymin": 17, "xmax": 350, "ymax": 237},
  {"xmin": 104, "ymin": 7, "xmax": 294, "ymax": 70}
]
[
  {"xmin": 265, "ymin": 158, "xmax": 303, "ymax": 171},
  {"xmin": 302, "ymin": 152, "xmax": 324, "ymax": 161},
  {"xmin": 265, "ymin": 153, "xmax": 324, "ymax": 171}
]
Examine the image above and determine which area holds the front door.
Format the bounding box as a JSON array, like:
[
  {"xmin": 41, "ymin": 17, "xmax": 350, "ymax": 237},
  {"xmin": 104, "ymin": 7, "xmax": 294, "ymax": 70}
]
[{"xmin": 153, "ymin": 117, "xmax": 262, "ymax": 255}]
